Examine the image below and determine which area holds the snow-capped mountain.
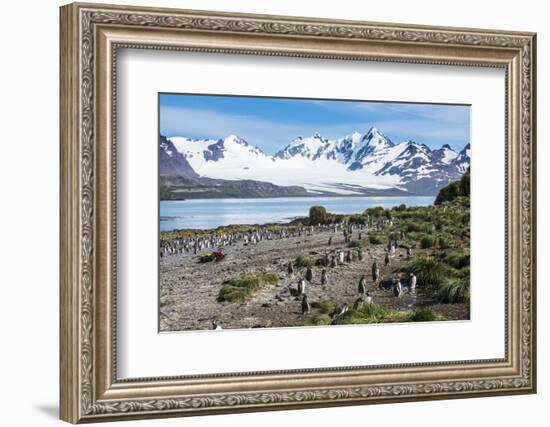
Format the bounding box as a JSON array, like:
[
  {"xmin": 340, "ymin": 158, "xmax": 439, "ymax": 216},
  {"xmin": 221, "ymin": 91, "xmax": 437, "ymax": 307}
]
[{"xmin": 162, "ymin": 127, "xmax": 470, "ymax": 196}]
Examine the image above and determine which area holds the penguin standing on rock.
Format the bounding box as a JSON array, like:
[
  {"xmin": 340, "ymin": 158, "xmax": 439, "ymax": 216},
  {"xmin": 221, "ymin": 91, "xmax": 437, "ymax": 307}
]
[
  {"xmin": 409, "ymin": 272, "xmax": 417, "ymax": 291},
  {"xmin": 365, "ymin": 291, "xmax": 373, "ymax": 305},
  {"xmin": 372, "ymin": 262, "xmax": 380, "ymax": 283},
  {"xmin": 358, "ymin": 275, "xmax": 367, "ymax": 296},
  {"xmin": 392, "ymin": 278, "xmax": 402, "ymax": 297},
  {"xmin": 212, "ymin": 320, "xmax": 222, "ymax": 331},
  {"xmin": 305, "ymin": 266, "xmax": 313, "ymax": 283},
  {"xmin": 332, "ymin": 303, "xmax": 349, "ymax": 319},
  {"xmin": 301, "ymin": 294, "xmax": 310, "ymax": 315},
  {"xmin": 297, "ymin": 278, "xmax": 306, "ymax": 296},
  {"xmin": 321, "ymin": 269, "xmax": 328, "ymax": 286},
  {"xmin": 384, "ymin": 251, "xmax": 391, "ymax": 266}
]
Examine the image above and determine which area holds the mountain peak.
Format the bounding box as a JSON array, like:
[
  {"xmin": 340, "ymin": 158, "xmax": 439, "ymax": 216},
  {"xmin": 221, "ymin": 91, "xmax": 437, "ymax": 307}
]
[
  {"xmin": 225, "ymin": 134, "xmax": 248, "ymax": 145},
  {"xmin": 441, "ymin": 144, "xmax": 452, "ymax": 150}
]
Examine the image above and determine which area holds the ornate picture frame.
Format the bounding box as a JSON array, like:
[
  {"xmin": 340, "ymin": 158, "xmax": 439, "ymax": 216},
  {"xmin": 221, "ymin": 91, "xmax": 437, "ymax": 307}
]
[{"xmin": 60, "ymin": 2, "xmax": 536, "ymax": 423}]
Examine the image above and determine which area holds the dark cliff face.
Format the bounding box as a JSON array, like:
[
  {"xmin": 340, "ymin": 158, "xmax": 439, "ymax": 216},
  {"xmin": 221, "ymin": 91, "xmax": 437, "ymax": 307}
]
[{"xmin": 159, "ymin": 135, "xmax": 199, "ymax": 179}]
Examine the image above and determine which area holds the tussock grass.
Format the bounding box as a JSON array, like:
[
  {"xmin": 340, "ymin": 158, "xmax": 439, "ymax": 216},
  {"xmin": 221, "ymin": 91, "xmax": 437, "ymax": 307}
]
[
  {"xmin": 218, "ymin": 272, "xmax": 278, "ymax": 303},
  {"xmin": 294, "ymin": 255, "xmax": 315, "ymax": 268},
  {"xmin": 403, "ymin": 256, "xmax": 449, "ymax": 288},
  {"xmin": 348, "ymin": 239, "xmax": 363, "ymax": 248},
  {"xmin": 409, "ymin": 308, "xmax": 440, "ymax": 322},
  {"xmin": 439, "ymin": 278, "xmax": 470, "ymax": 303},
  {"xmin": 369, "ymin": 235, "xmax": 383, "ymax": 244}
]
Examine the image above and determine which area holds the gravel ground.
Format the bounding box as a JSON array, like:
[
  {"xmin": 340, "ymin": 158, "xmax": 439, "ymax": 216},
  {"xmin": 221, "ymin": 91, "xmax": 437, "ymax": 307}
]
[{"xmin": 159, "ymin": 228, "xmax": 469, "ymax": 331}]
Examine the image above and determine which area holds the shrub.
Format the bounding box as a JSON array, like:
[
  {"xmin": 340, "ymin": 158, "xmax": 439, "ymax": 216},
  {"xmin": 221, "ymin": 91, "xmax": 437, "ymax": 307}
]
[
  {"xmin": 309, "ymin": 313, "xmax": 332, "ymax": 326},
  {"xmin": 349, "ymin": 214, "xmax": 367, "ymax": 225},
  {"xmin": 435, "ymin": 169, "xmax": 470, "ymax": 205},
  {"xmin": 409, "ymin": 308, "xmax": 438, "ymax": 322},
  {"xmin": 309, "ymin": 205, "xmax": 327, "ymax": 225},
  {"xmin": 398, "ymin": 240, "xmax": 416, "ymax": 250},
  {"xmin": 369, "ymin": 234, "xmax": 382, "ymax": 244},
  {"xmin": 439, "ymin": 278, "xmax": 470, "ymax": 303},
  {"xmin": 404, "ymin": 256, "xmax": 448, "ymax": 288},
  {"xmin": 393, "ymin": 203, "xmax": 407, "ymax": 211},
  {"xmin": 388, "ymin": 231, "xmax": 400, "ymax": 241},
  {"xmin": 364, "ymin": 206, "xmax": 386, "ymax": 218},
  {"xmin": 294, "ymin": 255, "xmax": 315, "ymax": 268},
  {"xmin": 444, "ymin": 249, "xmax": 470, "ymax": 269},
  {"xmin": 420, "ymin": 235, "xmax": 436, "ymax": 249},
  {"xmin": 318, "ymin": 301, "xmax": 337, "ymax": 314},
  {"xmin": 218, "ymin": 273, "xmax": 278, "ymax": 303},
  {"xmin": 348, "ymin": 239, "xmax": 362, "ymax": 248},
  {"xmin": 438, "ymin": 234, "xmax": 454, "ymax": 249},
  {"xmin": 332, "ymin": 303, "xmax": 388, "ymax": 325},
  {"xmin": 262, "ymin": 272, "xmax": 279, "ymax": 285}
]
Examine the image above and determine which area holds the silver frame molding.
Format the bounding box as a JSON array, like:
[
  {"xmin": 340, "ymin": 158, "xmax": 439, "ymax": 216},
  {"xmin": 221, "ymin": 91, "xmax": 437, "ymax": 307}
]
[{"xmin": 60, "ymin": 2, "xmax": 537, "ymax": 423}]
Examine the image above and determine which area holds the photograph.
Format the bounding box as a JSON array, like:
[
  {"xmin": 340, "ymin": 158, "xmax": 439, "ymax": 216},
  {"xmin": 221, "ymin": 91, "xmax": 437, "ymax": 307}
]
[{"xmin": 158, "ymin": 94, "xmax": 471, "ymax": 332}]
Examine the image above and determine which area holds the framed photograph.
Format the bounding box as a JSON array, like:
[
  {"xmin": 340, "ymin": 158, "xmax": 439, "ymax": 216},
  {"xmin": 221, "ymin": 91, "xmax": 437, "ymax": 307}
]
[{"xmin": 60, "ymin": 2, "xmax": 537, "ymax": 423}]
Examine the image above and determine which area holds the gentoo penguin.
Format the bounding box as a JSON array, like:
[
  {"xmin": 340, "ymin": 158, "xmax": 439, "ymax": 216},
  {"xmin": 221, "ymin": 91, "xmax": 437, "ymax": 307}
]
[
  {"xmin": 365, "ymin": 291, "xmax": 373, "ymax": 305},
  {"xmin": 392, "ymin": 278, "xmax": 402, "ymax": 297},
  {"xmin": 301, "ymin": 294, "xmax": 310, "ymax": 315},
  {"xmin": 333, "ymin": 303, "xmax": 349, "ymax": 318},
  {"xmin": 409, "ymin": 272, "xmax": 417, "ymax": 291},
  {"xmin": 287, "ymin": 261, "xmax": 294, "ymax": 275},
  {"xmin": 321, "ymin": 269, "xmax": 328, "ymax": 286},
  {"xmin": 297, "ymin": 278, "xmax": 306, "ymax": 296},
  {"xmin": 372, "ymin": 262, "xmax": 380, "ymax": 282},
  {"xmin": 358, "ymin": 275, "xmax": 367, "ymax": 296},
  {"xmin": 212, "ymin": 320, "xmax": 222, "ymax": 331},
  {"xmin": 384, "ymin": 251, "xmax": 391, "ymax": 266},
  {"xmin": 305, "ymin": 266, "xmax": 313, "ymax": 283}
]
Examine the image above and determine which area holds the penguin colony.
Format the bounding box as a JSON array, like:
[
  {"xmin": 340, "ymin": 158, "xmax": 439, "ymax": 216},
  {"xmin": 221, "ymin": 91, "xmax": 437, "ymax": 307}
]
[{"xmin": 161, "ymin": 217, "xmax": 419, "ymax": 329}]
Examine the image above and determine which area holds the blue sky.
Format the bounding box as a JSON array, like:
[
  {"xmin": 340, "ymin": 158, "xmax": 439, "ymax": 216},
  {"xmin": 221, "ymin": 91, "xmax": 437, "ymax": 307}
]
[{"xmin": 159, "ymin": 93, "xmax": 470, "ymax": 155}]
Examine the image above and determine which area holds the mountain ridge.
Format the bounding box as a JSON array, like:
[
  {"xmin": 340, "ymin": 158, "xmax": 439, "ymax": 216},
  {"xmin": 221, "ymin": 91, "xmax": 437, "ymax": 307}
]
[{"xmin": 161, "ymin": 127, "xmax": 470, "ymax": 198}]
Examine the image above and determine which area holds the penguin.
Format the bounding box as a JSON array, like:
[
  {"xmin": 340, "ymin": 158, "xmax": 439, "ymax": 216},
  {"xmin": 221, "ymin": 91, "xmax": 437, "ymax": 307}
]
[
  {"xmin": 301, "ymin": 294, "xmax": 310, "ymax": 315},
  {"xmin": 357, "ymin": 249, "xmax": 363, "ymax": 261},
  {"xmin": 287, "ymin": 261, "xmax": 294, "ymax": 275},
  {"xmin": 372, "ymin": 262, "xmax": 380, "ymax": 283},
  {"xmin": 330, "ymin": 256, "xmax": 337, "ymax": 268},
  {"xmin": 392, "ymin": 278, "xmax": 402, "ymax": 297},
  {"xmin": 212, "ymin": 320, "xmax": 222, "ymax": 331},
  {"xmin": 406, "ymin": 247, "xmax": 412, "ymax": 259},
  {"xmin": 384, "ymin": 251, "xmax": 391, "ymax": 266},
  {"xmin": 365, "ymin": 291, "xmax": 373, "ymax": 305},
  {"xmin": 305, "ymin": 266, "xmax": 313, "ymax": 283},
  {"xmin": 409, "ymin": 272, "xmax": 417, "ymax": 291},
  {"xmin": 333, "ymin": 303, "xmax": 349, "ymax": 318},
  {"xmin": 328, "ymin": 236, "xmax": 332, "ymax": 246},
  {"xmin": 297, "ymin": 278, "xmax": 306, "ymax": 296},
  {"xmin": 321, "ymin": 269, "xmax": 328, "ymax": 286},
  {"xmin": 347, "ymin": 250, "xmax": 353, "ymax": 263},
  {"xmin": 358, "ymin": 275, "xmax": 367, "ymax": 296}
]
